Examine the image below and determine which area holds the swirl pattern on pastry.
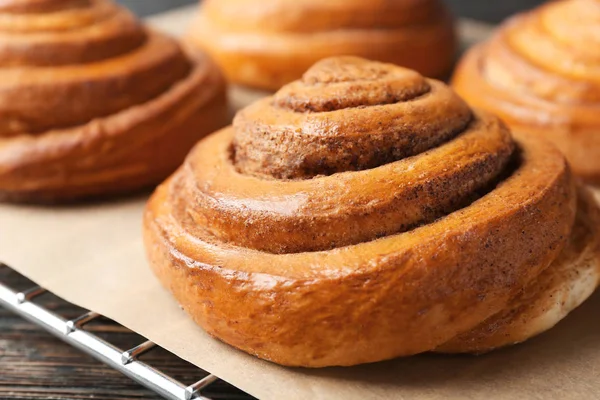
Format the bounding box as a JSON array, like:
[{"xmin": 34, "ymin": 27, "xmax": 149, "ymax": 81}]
[
  {"xmin": 188, "ymin": 0, "xmax": 456, "ymax": 90},
  {"xmin": 144, "ymin": 57, "xmax": 600, "ymax": 367},
  {"xmin": 0, "ymin": 0, "xmax": 227, "ymax": 202},
  {"xmin": 452, "ymin": 0, "xmax": 600, "ymax": 184}
]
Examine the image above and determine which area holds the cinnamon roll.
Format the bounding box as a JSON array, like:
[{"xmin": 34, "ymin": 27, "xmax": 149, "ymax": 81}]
[
  {"xmin": 0, "ymin": 0, "xmax": 227, "ymax": 202},
  {"xmin": 144, "ymin": 57, "xmax": 600, "ymax": 367},
  {"xmin": 452, "ymin": 0, "xmax": 600, "ymax": 185},
  {"xmin": 187, "ymin": 0, "xmax": 456, "ymax": 90}
]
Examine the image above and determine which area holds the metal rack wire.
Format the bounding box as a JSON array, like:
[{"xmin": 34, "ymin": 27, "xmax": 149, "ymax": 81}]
[{"xmin": 0, "ymin": 262, "xmax": 244, "ymax": 400}]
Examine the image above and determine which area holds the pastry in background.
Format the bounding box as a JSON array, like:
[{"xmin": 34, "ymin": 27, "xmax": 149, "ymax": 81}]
[
  {"xmin": 188, "ymin": 0, "xmax": 456, "ymax": 90},
  {"xmin": 0, "ymin": 0, "xmax": 227, "ymax": 203},
  {"xmin": 144, "ymin": 56, "xmax": 600, "ymax": 367},
  {"xmin": 453, "ymin": 0, "xmax": 600, "ymax": 185}
]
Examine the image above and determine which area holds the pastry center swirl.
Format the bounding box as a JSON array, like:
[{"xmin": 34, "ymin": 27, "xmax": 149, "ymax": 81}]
[
  {"xmin": 176, "ymin": 57, "xmax": 517, "ymax": 254},
  {"xmin": 233, "ymin": 56, "xmax": 474, "ymax": 179},
  {"xmin": 272, "ymin": 57, "xmax": 431, "ymax": 112}
]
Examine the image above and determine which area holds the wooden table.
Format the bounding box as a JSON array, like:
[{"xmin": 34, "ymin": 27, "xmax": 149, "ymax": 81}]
[{"xmin": 0, "ymin": 267, "xmax": 255, "ymax": 399}]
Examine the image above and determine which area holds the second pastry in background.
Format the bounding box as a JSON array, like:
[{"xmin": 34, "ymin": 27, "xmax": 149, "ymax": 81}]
[
  {"xmin": 452, "ymin": 0, "xmax": 600, "ymax": 186},
  {"xmin": 0, "ymin": 0, "xmax": 228, "ymax": 203},
  {"xmin": 188, "ymin": 0, "xmax": 457, "ymax": 90}
]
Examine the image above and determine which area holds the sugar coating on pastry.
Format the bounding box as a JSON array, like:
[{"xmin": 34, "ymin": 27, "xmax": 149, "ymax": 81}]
[
  {"xmin": 437, "ymin": 187, "xmax": 600, "ymax": 353},
  {"xmin": 144, "ymin": 56, "xmax": 600, "ymax": 367},
  {"xmin": 188, "ymin": 0, "xmax": 457, "ymax": 90},
  {"xmin": 452, "ymin": 0, "xmax": 600, "ymax": 185},
  {"xmin": 0, "ymin": 0, "xmax": 228, "ymax": 202}
]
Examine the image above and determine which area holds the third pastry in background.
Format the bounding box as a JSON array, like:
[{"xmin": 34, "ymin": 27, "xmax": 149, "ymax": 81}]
[
  {"xmin": 452, "ymin": 0, "xmax": 600, "ymax": 186},
  {"xmin": 187, "ymin": 0, "xmax": 456, "ymax": 90}
]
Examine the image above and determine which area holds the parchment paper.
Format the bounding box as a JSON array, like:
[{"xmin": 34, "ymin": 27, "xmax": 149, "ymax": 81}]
[{"xmin": 1, "ymin": 7, "xmax": 599, "ymax": 400}]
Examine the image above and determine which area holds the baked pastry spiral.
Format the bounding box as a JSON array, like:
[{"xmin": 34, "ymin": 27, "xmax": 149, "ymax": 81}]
[
  {"xmin": 144, "ymin": 57, "xmax": 600, "ymax": 367},
  {"xmin": 453, "ymin": 0, "xmax": 600, "ymax": 185},
  {"xmin": 0, "ymin": 0, "xmax": 227, "ymax": 202},
  {"xmin": 188, "ymin": 0, "xmax": 456, "ymax": 90}
]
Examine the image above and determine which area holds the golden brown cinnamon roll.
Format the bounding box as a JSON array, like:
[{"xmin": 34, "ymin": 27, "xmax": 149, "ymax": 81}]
[
  {"xmin": 188, "ymin": 0, "xmax": 456, "ymax": 90},
  {"xmin": 0, "ymin": 0, "xmax": 227, "ymax": 202},
  {"xmin": 453, "ymin": 0, "xmax": 600, "ymax": 185},
  {"xmin": 144, "ymin": 57, "xmax": 600, "ymax": 367}
]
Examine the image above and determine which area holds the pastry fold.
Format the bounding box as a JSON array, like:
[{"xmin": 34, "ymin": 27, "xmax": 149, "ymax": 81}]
[
  {"xmin": 452, "ymin": 0, "xmax": 600, "ymax": 185},
  {"xmin": 188, "ymin": 0, "xmax": 456, "ymax": 90},
  {"xmin": 0, "ymin": 0, "xmax": 227, "ymax": 202},
  {"xmin": 144, "ymin": 57, "xmax": 600, "ymax": 367}
]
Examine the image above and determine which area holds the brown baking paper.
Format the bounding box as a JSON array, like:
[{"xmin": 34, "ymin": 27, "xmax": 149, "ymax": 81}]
[{"xmin": 1, "ymin": 8, "xmax": 599, "ymax": 400}]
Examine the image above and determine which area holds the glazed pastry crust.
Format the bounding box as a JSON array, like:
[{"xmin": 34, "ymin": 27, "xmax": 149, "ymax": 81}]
[
  {"xmin": 452, "ymin": 0, "xmax": 600, "ymax": 185},
  {"xmin": 437, "ymin": 186, "xmax": 600, "ymax": 353},
  {"xmin": 188, "ymin": 0, "xmax": 457, "ymax": 90},
  {"xmin": 0, "ymin": 0, "xmax": 228, "ymax": 202},
  {"xmin": 144, "ymin": 57, "xmax": 600, "ymax": 367}
]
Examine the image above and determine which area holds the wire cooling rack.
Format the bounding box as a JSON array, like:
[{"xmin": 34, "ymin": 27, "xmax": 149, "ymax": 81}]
[{"xmin": 0, "ymin": 262, "xmax": 251, "ymax": 400}]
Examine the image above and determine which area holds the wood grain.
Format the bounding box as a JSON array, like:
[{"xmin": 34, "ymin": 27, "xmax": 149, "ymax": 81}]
[{"xmin": 0, "ymin": 266, "xmax": 254, "ymax": 400}]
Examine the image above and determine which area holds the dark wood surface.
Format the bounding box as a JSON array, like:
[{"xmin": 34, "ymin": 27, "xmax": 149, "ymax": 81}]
[
  {"xmin": 0, "ymin": 1, "xmax": 547, "ymax": 399},
  {"xmin": 0, "ymin": 266, "xmax": 255, "ymax": 400}
]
